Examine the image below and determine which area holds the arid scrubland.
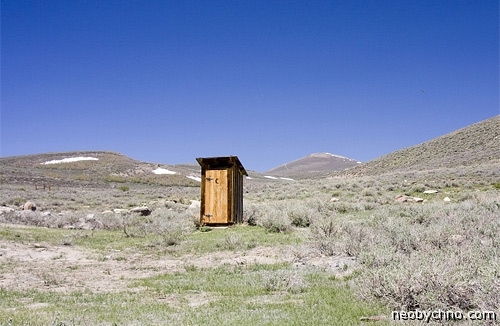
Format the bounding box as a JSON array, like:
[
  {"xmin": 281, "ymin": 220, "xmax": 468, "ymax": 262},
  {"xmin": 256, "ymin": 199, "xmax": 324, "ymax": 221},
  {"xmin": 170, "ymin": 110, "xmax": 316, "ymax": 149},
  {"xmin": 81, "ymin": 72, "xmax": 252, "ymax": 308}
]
[
  {"xmin": 245, "ymin": 167, "xmax": 500, "ymax": 312},
  {"xmin": 1, "ymin": 158, "xmax": 499, "ymax": 324}
]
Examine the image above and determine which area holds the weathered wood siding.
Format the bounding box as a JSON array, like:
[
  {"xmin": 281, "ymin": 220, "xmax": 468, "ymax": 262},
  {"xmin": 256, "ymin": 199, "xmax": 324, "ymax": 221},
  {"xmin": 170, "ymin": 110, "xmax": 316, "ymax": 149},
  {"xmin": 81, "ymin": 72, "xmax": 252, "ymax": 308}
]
[
  {"xmin": 203, "ymin": 169, "xmax": 229, "ymax": 224},
  {"xmin": 197, "ymin": 156, "xmax": 247, "ymax": 226}
]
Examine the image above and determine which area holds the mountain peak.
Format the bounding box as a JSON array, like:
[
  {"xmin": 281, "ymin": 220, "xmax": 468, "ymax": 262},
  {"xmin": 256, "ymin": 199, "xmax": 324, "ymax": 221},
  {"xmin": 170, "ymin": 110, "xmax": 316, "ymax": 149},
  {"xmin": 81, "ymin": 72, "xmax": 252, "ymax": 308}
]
[
  {"xmin": 266, "ymin": 152, "xmax": 359, "ymax": 178},
  {"xmin": 308, "ymin": 152, "xmax": 350, "ymax": 160}
]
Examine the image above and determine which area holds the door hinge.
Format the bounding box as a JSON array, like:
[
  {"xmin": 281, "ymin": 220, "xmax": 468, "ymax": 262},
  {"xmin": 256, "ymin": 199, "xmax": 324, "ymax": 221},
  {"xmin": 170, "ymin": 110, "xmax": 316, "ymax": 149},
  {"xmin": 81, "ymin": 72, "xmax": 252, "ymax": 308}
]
[{"xmin": 206, "ymin": 177, "xmax": 214, "ymax": 181}]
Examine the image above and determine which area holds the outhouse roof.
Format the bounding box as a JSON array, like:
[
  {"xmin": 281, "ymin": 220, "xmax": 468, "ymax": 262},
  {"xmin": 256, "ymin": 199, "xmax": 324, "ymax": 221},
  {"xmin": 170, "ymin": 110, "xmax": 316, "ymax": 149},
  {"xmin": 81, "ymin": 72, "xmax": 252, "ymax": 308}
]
[{"xmin": 196, "ymin": 156, "xmax": 248, "ymax": 176}]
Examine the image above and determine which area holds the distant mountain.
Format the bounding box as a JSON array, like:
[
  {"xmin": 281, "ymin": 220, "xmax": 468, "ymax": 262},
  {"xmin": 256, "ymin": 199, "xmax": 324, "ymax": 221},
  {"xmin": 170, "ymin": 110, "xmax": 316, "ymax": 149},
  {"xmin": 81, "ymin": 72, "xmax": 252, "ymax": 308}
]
[
  {"xmin": 342, "ymin": 115, "xmax": 500, "ymax": 176},
  {"xmin": 266, "ymin": 152, "xmax": 360, "ymax": 178}
]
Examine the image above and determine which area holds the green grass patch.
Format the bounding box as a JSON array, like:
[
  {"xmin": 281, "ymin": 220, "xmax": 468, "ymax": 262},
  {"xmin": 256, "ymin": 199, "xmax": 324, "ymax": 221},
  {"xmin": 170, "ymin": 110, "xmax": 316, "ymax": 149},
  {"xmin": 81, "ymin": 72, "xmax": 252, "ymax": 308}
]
[
  {"xmin": 0, "ymin": 288, "xmax": 178, "ymax": 325},
  {"xmin": 0, "ymin": 224, "xmax": 303, "ymax": 258},
  {"xmin": 133, "ymin": 263, "xmax": 388, "ymax": 325},
  {"xmin": 185, "ymin": 225, "xmax": 302, "ymax": 254},
  {"xmin": 0, "ymin": 264, "xmax": 387, "ymax": 325},
  {"xmin": 0, "ymin": 226, "xmax": 73, "ymax": 245}
]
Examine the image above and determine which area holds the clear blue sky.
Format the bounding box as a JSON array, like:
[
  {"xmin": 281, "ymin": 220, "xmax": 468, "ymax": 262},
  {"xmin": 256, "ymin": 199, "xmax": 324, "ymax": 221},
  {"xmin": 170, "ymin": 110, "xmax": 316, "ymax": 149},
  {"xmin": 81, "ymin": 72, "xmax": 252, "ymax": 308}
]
[{"xmin": 1, "ymin": 1, "xmax": 498, "ymax": 172}]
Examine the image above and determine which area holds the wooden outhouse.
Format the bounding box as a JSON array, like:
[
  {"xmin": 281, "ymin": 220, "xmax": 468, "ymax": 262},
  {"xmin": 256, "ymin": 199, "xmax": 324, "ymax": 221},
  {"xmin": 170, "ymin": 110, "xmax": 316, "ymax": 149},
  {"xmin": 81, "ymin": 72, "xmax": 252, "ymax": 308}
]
[{"xmin": 196, "ymin": 156, "xmax": 248, "ymax": 226}]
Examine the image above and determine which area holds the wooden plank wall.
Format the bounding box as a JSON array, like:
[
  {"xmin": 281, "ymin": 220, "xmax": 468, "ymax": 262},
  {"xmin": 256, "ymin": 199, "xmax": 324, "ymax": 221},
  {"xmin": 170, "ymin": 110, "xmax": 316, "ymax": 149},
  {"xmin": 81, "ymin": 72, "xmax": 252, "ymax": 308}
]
[{"xmin": 197, "ymin": 157, "xmax": 246, "ymax": 225}]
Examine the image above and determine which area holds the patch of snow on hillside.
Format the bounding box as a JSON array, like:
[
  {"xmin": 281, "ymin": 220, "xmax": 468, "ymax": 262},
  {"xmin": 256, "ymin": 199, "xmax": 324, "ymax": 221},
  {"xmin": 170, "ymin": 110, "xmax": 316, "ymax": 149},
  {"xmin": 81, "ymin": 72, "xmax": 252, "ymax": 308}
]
[
  {"xmin": 264, "ymin": 176, "xmax": 278, "ymax": 180},
  {"xmin": 324, "ymin": 152, "xmax": 349, "ymax": 159},
  {"xmin": 41, "ymin": 157, "xmax": 99, "ymax": 165},
  {"xmin": 187, "ymin": 175, "xmax": 201, "ymax": 182},
  {"xmin": 279, "ymin": 177, "xmax": 294, "ymax": 181},
  {"xmin": 246, "ymin": 176, "xmax": 253, "ymax": 180},
  {"xmin": 153, "ymin": 168, "xmax": 176, "ymax": 175}
]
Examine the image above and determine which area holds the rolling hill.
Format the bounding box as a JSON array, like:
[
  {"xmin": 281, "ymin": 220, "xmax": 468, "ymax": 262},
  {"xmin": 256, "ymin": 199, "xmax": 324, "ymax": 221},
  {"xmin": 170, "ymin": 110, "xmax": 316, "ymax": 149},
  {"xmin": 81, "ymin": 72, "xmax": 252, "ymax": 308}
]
[
  {"xmin": 0, "ymin": 151, "xmax": 202, "ymax": 188},
  {"xmin": 0, "ymin": 151, "xmax": 287, "ymax": 189},
  {"xmin": 341, "ymin": 115, "xmax": 500, "ymax": 176}
]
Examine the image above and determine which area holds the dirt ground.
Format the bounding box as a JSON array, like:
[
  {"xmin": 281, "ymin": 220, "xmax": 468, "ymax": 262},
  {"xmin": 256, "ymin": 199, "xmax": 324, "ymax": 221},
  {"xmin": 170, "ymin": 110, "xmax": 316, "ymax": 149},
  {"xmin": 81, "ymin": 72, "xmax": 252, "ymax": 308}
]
[{"xmin": 0, "ymin": 224, "xmax": 356, "ymax": 295}]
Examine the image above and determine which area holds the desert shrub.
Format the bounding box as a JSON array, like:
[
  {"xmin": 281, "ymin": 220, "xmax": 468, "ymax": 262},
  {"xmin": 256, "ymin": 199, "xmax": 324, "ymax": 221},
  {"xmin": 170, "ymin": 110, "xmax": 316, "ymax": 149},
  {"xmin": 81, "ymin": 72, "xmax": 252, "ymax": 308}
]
[
  {"xmin": 330, "ymin": 190, "xmax": 341, "ymax": 197},
  {"xmin": 6, "ymin": 211, "xmax": 62, "ymax": 228},
  {"xmin": 123, "ymin": 214, "xmax": 150, "ymax": 237},
  {"xmin": 409, "ymin": 184, "xmax": 426, "ymax": 193},
  {"xmin": 243, "ymin": 202, "xmax": 263, "ymax": 226},
  {"xmin": 98, "ymin": 213, "xmax": 123, "ymax": 230},
  {"xmin": 245, "ymin": 199, "xmax": 321, "ymax": 229},
  {"xmin": 259, "ymin": 269, "xmax": 305, "ymax": 293},
  {"xmin": 286, "ymin": 202, "xmax": 319, "ymax": 227},
  {"xmin": 330, "ymin": 202, "xmax": 361, "ymax": 214},
  {"xmin": 164, "ymin": 200, "xmax": 188, "ymax": 212},
  {"xmin": 5, "ymin": 197, "xmax": 25, "ymax": 207},
  {"xmin": 358, "ymin": 250, "xmax": 486, "ymax": 311},
  {"xmin": 0, "ymin": 207, "xmax": 123, "ymax": 231},
  {"xmin": 184, "ymin": 203, "xmax": 201, "ymax": 228},
  {"xmin": 309, "ymin": 213, "xmax": 372, "ymax": 257},
  {"xmin": 122, "ymin": 207, "xmax": 195, "ymax": 245},
  {"xmin": 362, "ymin": 202, "xmax": 377, "ymax": 211},
  {"xmin": 309, "ymin": 213, "xmax": 341, "ymax": 256},
  {"xmin": 338, "ymin": 221, "xmax": 370, "ymax": 257},
  {"xmin": 0, "ymin": 210, "xmax": 15, "ymax": 224},
  {"xmin": 353, "ymin": 196, "xmax": 500, "ymax": 311},
  {"xmin": 348, "ymin": 182, "xmax": 360, "ymax": 190},
  {"xmin": 361, "ymin": 188, "xmax": 375, "ymax": 197},
  {"xmin": 260, "ymin": 205, "xmax": 292, "ymax": 233},
  {"xmin": 148, "ymin": 208, "xmax": 196, "ymax": 245}
]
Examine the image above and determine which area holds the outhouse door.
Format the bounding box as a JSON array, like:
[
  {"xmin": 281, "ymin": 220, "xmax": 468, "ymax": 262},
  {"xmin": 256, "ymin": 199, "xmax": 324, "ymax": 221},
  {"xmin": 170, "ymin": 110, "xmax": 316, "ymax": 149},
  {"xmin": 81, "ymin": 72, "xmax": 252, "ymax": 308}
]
[{"xmin": 203, "ymin": 169, "xmax": 229, "ymax": 224}]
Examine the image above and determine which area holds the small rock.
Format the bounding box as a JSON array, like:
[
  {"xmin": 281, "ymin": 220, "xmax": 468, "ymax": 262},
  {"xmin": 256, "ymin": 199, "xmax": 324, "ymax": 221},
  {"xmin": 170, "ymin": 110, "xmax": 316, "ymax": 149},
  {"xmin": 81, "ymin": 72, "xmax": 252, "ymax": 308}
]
[
  {"xmin": 423, "ymin": 190, "xmax": 439, "ymax": 194},
  {"xmin": 113, "ymin": 209, "xmax": 129, "ymax": 214},
  {"xmin": 23, "ymin": 201, "xmax": 36, "ymax": 211},
  {"xmin": 130, "ymin": 206, "xmax": 152, "ymax": 216},
  {"xmin": 443, "ymin": 197, "xmax": 451, "ymax": 202},
  {"xmin": 413, "ymin": 197, "xmax": 424, "ymax": 203},
  {"xmin": 330, "ymin": 197, "xmax": 339, "ymax": 202},
  {"xmin": 102, "ymin": 210, "xmax": 113, "ymax": 214},
  {"xmin": 395, "ymin": 194, "xmax": 411, "ymax": 203}
]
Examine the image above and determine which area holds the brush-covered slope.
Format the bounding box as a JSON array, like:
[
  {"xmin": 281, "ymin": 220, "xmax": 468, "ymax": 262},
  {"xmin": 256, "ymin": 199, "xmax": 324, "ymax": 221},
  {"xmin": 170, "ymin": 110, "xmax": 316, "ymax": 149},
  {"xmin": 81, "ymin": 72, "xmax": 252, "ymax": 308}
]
[
  {"xmin": 344, "ymin": 115, "xmax": 500, "ymax": 176},
  {"xmin": 0, "ymin": 151, "xmax": 201, "ymax": 187},
  {"xmin": 266, "ymin": 152, "xmax": 360, "ymax": 178}
]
